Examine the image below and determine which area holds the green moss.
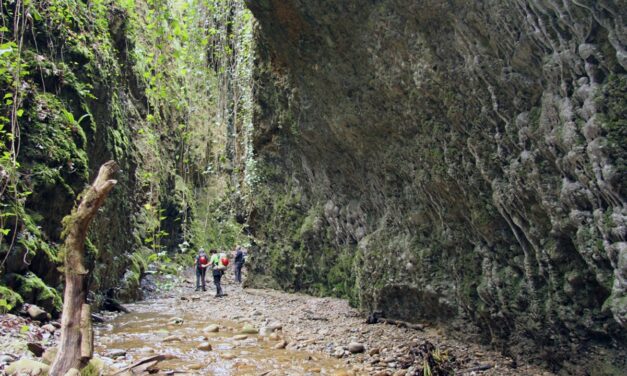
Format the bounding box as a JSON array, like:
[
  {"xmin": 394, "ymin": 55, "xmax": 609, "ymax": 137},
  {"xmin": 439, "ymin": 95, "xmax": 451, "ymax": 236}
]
[
  {"xmin": 0, "ymin": 284, "xmax": 24, "ymax": 313},
  {"xmin": 12, "ymin": 273, "xmax": 62, "ymax": 314}
]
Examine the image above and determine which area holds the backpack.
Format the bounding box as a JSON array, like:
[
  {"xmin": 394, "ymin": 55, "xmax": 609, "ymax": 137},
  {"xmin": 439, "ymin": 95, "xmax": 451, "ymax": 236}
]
[{"xmin": 198, "ymin": 255, "xmax": 208, "ymax": 267}]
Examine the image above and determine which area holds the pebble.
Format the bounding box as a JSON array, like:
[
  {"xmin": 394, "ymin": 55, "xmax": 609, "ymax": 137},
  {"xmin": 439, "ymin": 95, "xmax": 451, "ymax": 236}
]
[
  {"xmin": 105, "ymin": 349, "xmax": 127, "ymax": 358},
  {"xmin": 163, "ymin": 335, "xmax": 182, "ymax": 342},
  {"xmin": 197, "ymin": 342, "xmax": 212, "ymax": 351},
  {"xmin": 222, "ymin": 353, "xmax": 236, "ymax": 360},
  {"xmin": 168, "ymin": 317, "xmax": 184, "ymax": 325},
  {"xmin": 27, "ymin": 342, "xmax": 45, "ymax": 357},
  {"xmin": 274, "ymin": 340, "xmax": 288, "ymax": 349},
  {"xmin": 203, "ymin": 324, "xmax": 220, "ymax": 333},
  {"xmin": 233, "ymin": 335, "xmax": 248, "ymax": 341},
  {"xmin": 240, "ymin": 324, "xmax": 258, "ymax": 334},
  {"xmin": 188, "ymin": 363, "xmax": 204, "ymax": 369}
]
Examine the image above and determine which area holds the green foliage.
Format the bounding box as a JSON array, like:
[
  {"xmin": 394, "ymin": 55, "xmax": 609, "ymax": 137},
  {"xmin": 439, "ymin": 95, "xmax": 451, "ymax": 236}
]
[{"xmin": 0, "ymin": 284, "xmax": 24, "ymax": 313}]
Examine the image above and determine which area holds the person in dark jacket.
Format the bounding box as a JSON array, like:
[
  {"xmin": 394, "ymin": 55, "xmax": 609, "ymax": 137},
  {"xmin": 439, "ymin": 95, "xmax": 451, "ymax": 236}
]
[
  {"xmin": 195, "ymin": 248, "xmax": 210, "ymax": 291},
  {"xmin": 233, "ymin": 246, "xmax": 246, "ymax": 283}
]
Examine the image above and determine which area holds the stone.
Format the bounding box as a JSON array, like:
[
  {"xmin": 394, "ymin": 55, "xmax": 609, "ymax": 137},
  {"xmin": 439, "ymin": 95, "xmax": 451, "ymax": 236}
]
[
  {"xmin": 369, "ymin": 348, "xmax": 380, "ymax": 356},
  {"xmin": 240, "ymin": 324, "xmax": 258, "ymax": 334},
  {"xmin": 163, "ymin": 335, "xmax": 183, "ymax": 342},
  {"xmin": 233, "ymin": 334, "xmax": 248, "ymax": 340},
  {"xmin": 27, "ymin": 305, "xmax": 50, "ymax": 322},
  {"xmin": 41, "ymin": 347, "xmax": 57, "ymax": 364},
  {"xmin": 222, "ymin": 353, "xmax": 236, "ymax": 360},
  {"xmin": 41, "ymin": 324, "xmax": 56, "ymax": 333},
  {"xmin": 105, "ymin": 348, "xmax": 127, "ymax": 358},
  {"xmin": 203, "ymin": 324, "xmax": 220, "ymax": 333},
  {"xmin": 348, "ymin": 342, "xmax": 365, "ymax": 354},
  {"xmin": 168, "ymin": 317, "xmax": 184, "ymax": 325},
  {"xmin": 266, "ymin": 321, "xmax": 283, "ymax": 332},
  {"xmin": 273, "ymin": 340, "xmax": 288, "ymax": 349},
  {"xmin": 269, "ymin": 333, "xmax": 280, "ymax": 341},
  {"xmin": 197, "ymin": 342, "xmax": 212, "ymax": 351},
  {"xmin": 28, "ymin": 342, "xmax": 46, "ymax": 357},
  {"xmin": 188, "ymin": 363, "xmax": 204, "ymax": 370},
  {"xmin": 6, "ymin": 359, "xmax": 50, "ymax": 375}
]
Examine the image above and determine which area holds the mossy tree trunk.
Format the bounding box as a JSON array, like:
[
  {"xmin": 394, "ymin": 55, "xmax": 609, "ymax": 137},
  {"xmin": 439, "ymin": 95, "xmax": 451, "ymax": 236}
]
[{"xmin": 50, "ymin": 161, "xmax": 119, "ymax": 376}]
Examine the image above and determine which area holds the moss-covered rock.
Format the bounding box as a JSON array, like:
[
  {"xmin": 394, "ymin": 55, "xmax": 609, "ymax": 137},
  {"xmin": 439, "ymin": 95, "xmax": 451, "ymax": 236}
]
[{"xmin": 0, "ymin": 284, "xmax": 24, "ymax": 313}]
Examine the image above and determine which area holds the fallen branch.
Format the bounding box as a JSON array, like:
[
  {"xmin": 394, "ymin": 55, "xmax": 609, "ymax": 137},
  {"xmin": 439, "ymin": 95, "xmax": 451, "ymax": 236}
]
[{"xmin": 113, "ymin": 354, "xmax": 177, "ymax": 375}]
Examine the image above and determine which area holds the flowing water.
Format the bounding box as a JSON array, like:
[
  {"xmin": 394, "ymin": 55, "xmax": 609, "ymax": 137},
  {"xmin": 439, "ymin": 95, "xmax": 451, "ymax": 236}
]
[{"xmin": 94, "ymin": 298, "xmax": 352, "ymax": 375}]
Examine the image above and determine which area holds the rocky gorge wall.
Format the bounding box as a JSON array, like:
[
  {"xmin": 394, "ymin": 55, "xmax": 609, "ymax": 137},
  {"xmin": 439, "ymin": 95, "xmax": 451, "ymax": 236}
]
[
  {"xmin": 243, "ymin": 0, "xmax": 626, "ymax": 372},
  {"xmin": 0, "ymin": 0, "xmax": 204, "ymax": 315}
]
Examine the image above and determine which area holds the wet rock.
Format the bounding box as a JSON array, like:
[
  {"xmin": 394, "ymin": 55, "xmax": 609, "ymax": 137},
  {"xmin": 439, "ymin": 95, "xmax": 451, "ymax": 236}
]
[
  {"xmin": 168, "ymin": 317, "xmax": 184, "ymax": 325},
  {"xmin": 266, "ymin": 321, "xmax": 283, "ymax": 332},
  {"xmin": 41, "ymin": 324, "xmax": 56, "ymax": 333},
  {"xmin": 348, "ymin": 342, "xmax": 365, "ymax": 354},
  {"xmin": 203, "ymin": 324, "xmax": 220, "ymax": 333},
  {"xmin": 240, "ymin": 324, "xmax": 258, "ymax": 334},
  {"xmin": 274, "ymin": 340, "xmax": 288, "ymax": 349},
  {"xmin": 91, "ymin": 314, "xmax": 105, "ymax": 323},
  {"xmin": 28, "ymin": 342, "xmax": 46, "ymax": 357},
  {"xmin": 27, "ymin": 305, "xmax": 50, "ymax": 322},
  {"xmin": 369, "ymin": 348, "xmax": 380, "ymax": 356},
  {"xmin": 197, "ymin": 342, "xmax": 212, "ymax": 351},
  {"xmin": 163, "ymin": 335, "xmax": 182, "ymax": 342},
  {"xmin": 0, "ymin": 355, "xmax": 16, "ymax": 365},
  {"xmin": 6, "ymin": 359, "xmax": 50, "ymax": 375},
  {"xmin": 106, "ymin": 348, "xmax": 127, "ymax": 358},
  {"xmin": 233, "ymin": 334, "xmax": 248, "ymax": 340},
  {"xmin": 41, "ymin": 347, "xmax": 58, "ymax": 364}
]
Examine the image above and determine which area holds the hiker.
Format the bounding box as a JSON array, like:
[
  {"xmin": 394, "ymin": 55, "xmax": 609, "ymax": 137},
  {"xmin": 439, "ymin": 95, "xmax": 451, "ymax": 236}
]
[
  {"xmin": 210, "ymin": 249, "xmax": 227, "ymax": 297},
  {"xmin": 195, "ymin": 248, "xmax": 210, "ymax": 291},
  {"xmin": 234, "ymin": 246, "xmax": 246, "ymax": 283}
]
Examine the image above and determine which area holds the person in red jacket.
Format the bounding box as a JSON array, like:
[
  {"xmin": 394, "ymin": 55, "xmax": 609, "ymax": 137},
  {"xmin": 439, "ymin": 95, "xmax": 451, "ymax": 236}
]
[{"xmin": 195, "ymin": 249, "xmax": 210, "ymax": 291}]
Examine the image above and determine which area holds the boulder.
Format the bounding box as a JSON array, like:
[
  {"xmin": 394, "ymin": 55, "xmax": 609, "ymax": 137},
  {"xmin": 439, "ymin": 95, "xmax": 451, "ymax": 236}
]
[
  {"xmin": 27, "ymin": 305, "xmax": 50, "ymax": 322},
  {"xmin": 6, "ymin": 359, "xmax": 50, "ymax": 375}
]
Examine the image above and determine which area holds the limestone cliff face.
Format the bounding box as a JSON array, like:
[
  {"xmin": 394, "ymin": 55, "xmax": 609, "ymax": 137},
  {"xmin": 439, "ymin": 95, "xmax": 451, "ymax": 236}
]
[{"xmin": 244, "ymin": 0, "xmax": 626, "ymax": 370}]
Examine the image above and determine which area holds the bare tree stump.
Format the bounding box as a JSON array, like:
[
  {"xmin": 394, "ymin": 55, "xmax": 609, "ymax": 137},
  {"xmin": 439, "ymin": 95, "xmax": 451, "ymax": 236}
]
[{"xmin": 50, "ymin": 161, "xmax": 119, "ymax": 376}]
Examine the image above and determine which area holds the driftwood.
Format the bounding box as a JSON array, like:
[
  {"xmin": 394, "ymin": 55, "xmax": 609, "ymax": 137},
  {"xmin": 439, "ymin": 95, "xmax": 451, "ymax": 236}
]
[
  {"xmin": 113, "ymin": 354, "xmax": 177, "ymax": 375},
  {"xmin": 379, "ymin": 318, "xmax": 425, "ymax": 331},
  {"xmin": 50, "ymin": 161, "xmax": 119, "ymax": 376},
  {"xmin": 103, "ymin": 297, "xmax": 130, "ymax": 313},
  {"xmin": 366, "ymin": 311, "xmax": 426, "ymax": 331}
]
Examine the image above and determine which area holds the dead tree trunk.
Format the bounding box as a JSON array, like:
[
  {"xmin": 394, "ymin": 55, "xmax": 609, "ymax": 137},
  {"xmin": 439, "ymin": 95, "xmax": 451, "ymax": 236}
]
[{"xmin": 50, "ymin": 161, "xmax": 119, "ymax": 376}]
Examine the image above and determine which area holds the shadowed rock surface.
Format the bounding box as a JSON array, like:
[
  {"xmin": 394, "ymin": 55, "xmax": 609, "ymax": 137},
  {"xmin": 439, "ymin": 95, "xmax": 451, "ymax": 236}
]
[{"xmin": 243, "ymin": 0, "xmax": 626, "ymax": 372}]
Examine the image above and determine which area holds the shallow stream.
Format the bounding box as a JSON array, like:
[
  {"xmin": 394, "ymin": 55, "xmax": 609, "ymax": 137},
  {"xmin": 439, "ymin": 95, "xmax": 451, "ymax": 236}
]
[{"xmin": 95, "ymin": 298, "xmax": 351, "ymax": 375}]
